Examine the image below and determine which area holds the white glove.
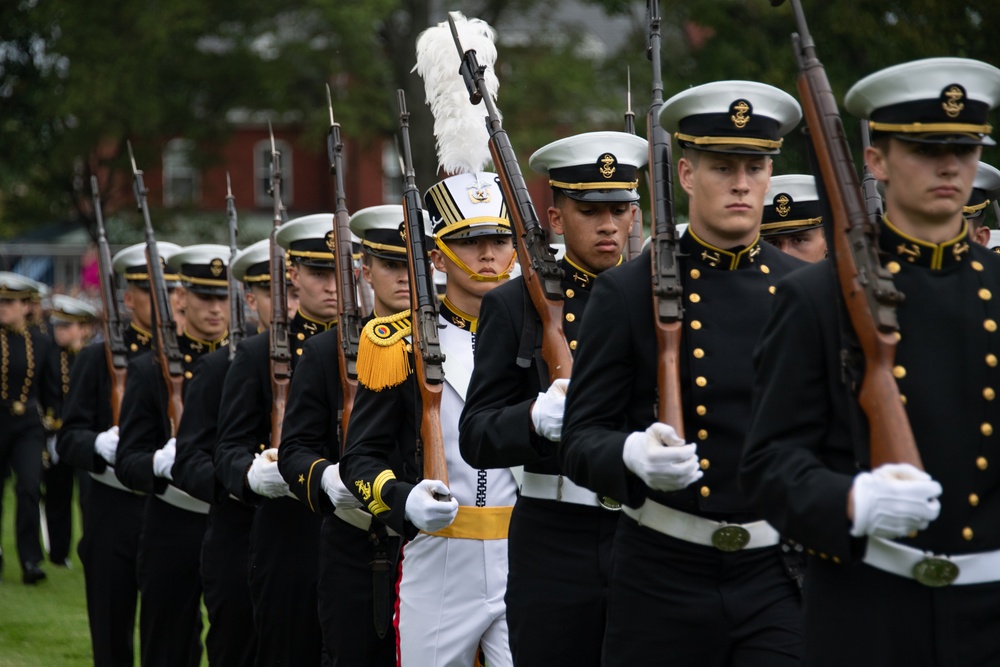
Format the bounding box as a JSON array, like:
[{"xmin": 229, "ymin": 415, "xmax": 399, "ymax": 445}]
[
  {"xmin": 47, "ymin": 435, "xmax": 59, "ymax": 466},
  {"xmin": 531, "ymin": 378, "xmax": 569, "ymax": 441},
  {"xmin": 94, "ymin": 426, "xmax": 119, "ymax": 465},
  {"xmin": 850, "ymin": 463, "xmax": 942, "ymax": 539},
  {"xmin": 152, "ymin": 438, "xmax": 176, "ymax": 480},
  {"xmin": 321, "ymin": 463, "xmax": 362, "ymax": 509},
  {"xmin": 404, "ymin": 479, "xmax": 459, "ymax": 532},
  {"xmin": 622, "ymin": 422, "xmax": 703, "ymax": 492},
  {"xmin": 246, "ymin": 450, "xmax": 291, "ymax": 498}
]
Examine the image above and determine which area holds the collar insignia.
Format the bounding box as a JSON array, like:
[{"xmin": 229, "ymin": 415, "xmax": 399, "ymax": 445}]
[
  {"xmin": 701, "ymin": 250, "xmax": 722, "ymax": 267},
  {"xmin": 897, "ymin": 243, "xmax": 922, "ymax": 262},
  {"xmin": 573, "ymin": 272, "xmax": 591, "ymax": 287}
]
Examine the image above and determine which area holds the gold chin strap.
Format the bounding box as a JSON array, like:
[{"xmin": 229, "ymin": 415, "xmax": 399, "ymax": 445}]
[{"xmin": 433, "ymin": 238, "xmax": 516, "ymax": 283}]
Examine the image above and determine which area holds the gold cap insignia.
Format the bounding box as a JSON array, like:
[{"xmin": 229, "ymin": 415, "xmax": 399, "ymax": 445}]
[
  {"xmin": 210, "ymin": 258, "xmax": 224, "ymax": 277},
  {"xmin": 468, "ymin": 183, "xmax": 491, "ymax": 204},
  {"xmin": 325, "ymin": 230, "xmax": 337, "ymax": 253},
  {"xmin": 774, "ymin": 193, "xmax": 792, "ymax": 217},
  {"xmin": 598, "ymin": 153, "xmax": 617, "ymax": 179},
  {"xmin": 941, "ymin": 84, "xmax": 965, "ymax": 119},
  {"xmin": 730, "ymin": 99, "xmax": 752, "ymax": 129}
]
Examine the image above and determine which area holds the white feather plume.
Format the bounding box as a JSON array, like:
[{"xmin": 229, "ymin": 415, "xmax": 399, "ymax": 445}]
[{"xmin": 414, "ymin": 12, "xmax": 501, "ymax": 176}]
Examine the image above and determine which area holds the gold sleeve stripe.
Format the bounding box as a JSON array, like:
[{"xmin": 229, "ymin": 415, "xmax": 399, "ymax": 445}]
[
  {"xmin": 305, "ymin": 458, "xmax": 326, "ymax": 513},
  {"xmin": 368, "ymin": 469, "xmax": 396, "ymax": 516}
]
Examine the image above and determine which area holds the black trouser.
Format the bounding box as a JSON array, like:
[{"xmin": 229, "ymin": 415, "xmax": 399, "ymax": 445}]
[
  {"xmin": 603, "ymin": 514, "xmax": 803, "ymax": 667},
  {"xmin": 0, "ymin": 415, "xmax": 44, "ymax": 568},
  {"xmin": 202, "ymin": 500, "xmax": 256, "ymax": 667},
  {"xmin": 78, "ymin": 479, "xmax": 144, "ymax": 667},
  {"xmin": 248, "ymin": 495, "xmax": 323, "ymax": 667},
  {"xmin": 505, "ymin": 496, "xmax": 618, "ymax": 667},
  {"xmin": 137, "ymin": 495, "xmax": 207, "ymax": 667},
  {"xmin": 318, "ymin": 512, "xmax": 399, "ymax": 667},
  {"xmin": 43, "ymin": 459, "xmax": 89, "ymax": 562}
]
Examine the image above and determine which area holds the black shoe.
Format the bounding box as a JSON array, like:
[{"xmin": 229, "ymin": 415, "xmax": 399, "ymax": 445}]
[
  {"xmin": 51, "ymin": 557, "xmax": 72, "ymax": 569},
  {"xmin": 22, "ymin": 562, "xmax": 47, "ymax": 585}
]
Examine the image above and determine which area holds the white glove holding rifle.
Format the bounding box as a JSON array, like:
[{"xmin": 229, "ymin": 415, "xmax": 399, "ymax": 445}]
[
  {"xmin": 622, "ymin": 422, "xmax": 702, "ymax": 492},
  {"xmin": 850, "ymin": 463, "xmax": 942, "ymax": 539}
]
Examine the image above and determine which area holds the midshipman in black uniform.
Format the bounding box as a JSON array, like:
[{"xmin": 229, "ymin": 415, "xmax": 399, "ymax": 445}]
[
  {"xmin": 116, "ymin": 244, "xmax": 230, "ymax": 667},
  {"xmin": 58, "ymin": 241, "xmax": 180, "ymax": 665},
  {"xmin": 560, "ymin": 81, "xmax": 806, "ymax": 666},
  {"xmin": 742, "ymin": 57, "xmax": 1000, "ymax": 667},
  {"xmin": 760, "ymin": 174, "xmax": 827, "ymax": 263},
  {"xmin": 965, "ymin": 161, "xmax": 1000, "ymax": 247},
  {"xmin": 460, "ymin": 131, "xmax": 647, "ymax": 665}
]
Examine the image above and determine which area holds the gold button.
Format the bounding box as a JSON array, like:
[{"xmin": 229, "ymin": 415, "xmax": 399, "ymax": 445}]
[
  {"xmin": 565, "ymin": 313, "xmax": 576, "ymax": 323},
  {"xmin": 887, "ymin": 261, "xmax": 901, "ymax": 274},
  {"xmin": 983, "ymin": 422, "xmax": 994, "ymax": 436},
  {"xmin": 970, "ymin": 493, "xmax": 980, "ymax": 507},
  {"xmin": 807, "ymin": 548, "xmax": 816, "ymax": 556},
  {"xmin": 296, "ymin": 348, "xmax": 303, "ymax": 356},
  {"xmin": 833, "ymin": 556, "xmax": 841, "ymax": 564},
  {"xmin": 569, "ymin": 340, "xmax": 578, "ymax": 350},
  {"xmin": 963, "ymin": 527, "xmax": 974, "ymax": 541},
  {"xmin": 690, "ymin": 320, "xmax": 702, "ymax": 330},
  {"xmin": 696, "ymin": 405, "xmax": 707, "ymax": 416},
  {"xmin": 768, "ymin": 286, "xmax": 776, "ymax": 294},
  {"xmin": 696, "ymin": 376, "xmax": 707, "ymax": 387},
  {"xmin": 690, "ymin": 269, "xmax": 701, "ymax": 279},
  {"xmin": 184, "ymin": 371, "xmax": 193, "ymax": 379},
  {"xmin": 761, "ymin": 265, "xmax": 770, "ymax": 274},
  {"xmin": 986, "ymin": 319, "xmax": 998, "ymax": 333},
  {"xmin": 700, "ymin": 486, "xmax": 710, "ymax": 498},
  {"xmin": 259, "ymin": 444, "xmax": 266, "ymax": 451},
  {"xmin": 700, "ymin": 458, "xmax": 710, "ymax": 470},
  {"xmin": 689, "ymin": 293, "xmax": 701, "ymax": 303},
  {"xmin": 989, "ymin": 354, "xmax": 999, "ymax": 367},
  {"xmin": 972, "ymin": 260, "xmax": 985, "ymax": 272},
  {"xmin": 405, "ymin": 343, "xmax": 413, "ymax": 352},
  {"xmin": 693, "ymin": 348, "xmax": 705, "ymax": 359},
  {"xmin": 977, "ymin": 456, "xmax": 988, "ymax": 470},
  {"xmin": 130, "ymin": 343, "xmax": 139, "ymax": 352},
  {"xmin": 184, "ymin": 354, "xmax": 192, "ymax": 363},
  {"xmin": 894, "ymin": 331, "xmax": 902, "ymax": 342},
  {"xmin": 892, "ymin": 365, "xmax": 906, "ymax": 379},
  {"xmin": 565, "ymin": 289, "xmax": 575, "ymax": 298},
  {"xmin": 819, "ymin": 552, "xmax": 829, "ymax": 560},
  {"xmin": 984, "ymin": 387, "xmax": 995, "ymax": 401},
  {"xmin": 980, "ymin": 288, "xmax": 993, "ymax": 301},
  {"xmin": 297, "ymin": 333, "xmax": 305, "ymax": 340},
  {"xmin": 697, "ymin": 429, "xmax": 708, "ymax": 440},
  {"xmin": 900, "ymin": 395, "xmax": 907, "ymax": 405}
]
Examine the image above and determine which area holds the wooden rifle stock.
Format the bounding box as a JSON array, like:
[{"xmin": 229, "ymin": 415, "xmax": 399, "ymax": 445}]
[
  {"xmin": 779, "ymin": 0, "xmax": 920, "ymax": 469},
  {"xmin": 128, "ymin": 141, "xmax": 186, "ymax": 436},
  {"xmin": 449, "ymin": 14, "xmax": 573, "ymax": 383},
  {"xmin": 646, "ymin": 0, "xmax": 685, "ymax": 436},
  {"xmin": 268, "ymin": 124, "xmax": 292, "ymax": 449},
  {"xmin": 326, "ymin": 86, "xmax": 361, "ymax": 448},
  {"xmin": 91, "ymin": 176, "xmax": 129, "ymax": 425},
  {"xmin": 397, "ymin": 90, "xmax": 449, "ymax": 489}
]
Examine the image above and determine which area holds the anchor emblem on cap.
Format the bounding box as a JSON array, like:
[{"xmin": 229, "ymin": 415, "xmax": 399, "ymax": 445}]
[
  {"xmin": 599, "ymin": 153, "xmax": 617, "ymax": 179},
  {"xmin": 942, "ymin": 85, "xmax": 965, "ymax": 119},
  {"xmin": 775, "ymin": 194, "xmax": 792, "ymax": 217},
  {"xmin": 730, "ymin": 100, "xmax": 751, "ymax": 129},
  {"xmin": 210, "ymin": 258, "xmax": 224, "ymax": 277},
  {"xmin": 325, "ymin": 230, "xmax": 337, "ymax": 253}
]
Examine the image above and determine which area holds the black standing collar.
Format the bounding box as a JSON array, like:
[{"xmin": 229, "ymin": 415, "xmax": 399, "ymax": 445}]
[
  {"xmin": 879, "ymin": 216, "xmax": 971, "ymax": 271},
  {"xmin": 681, "ymin": 228, "xmax": 763, "ymax": 271}
]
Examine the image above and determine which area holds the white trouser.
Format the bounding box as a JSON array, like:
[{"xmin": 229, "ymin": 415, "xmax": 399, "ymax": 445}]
[{"xmin": 397, "ymin": 533, "xmax": 511, "ymax": 667}]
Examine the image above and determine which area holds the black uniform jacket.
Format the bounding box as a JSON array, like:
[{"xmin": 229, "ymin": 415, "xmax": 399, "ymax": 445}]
[
  {"xmin": 742, "ymin": 220, "xmax": 1000, "ymax": 562},
  {"xmin": 460, "ymin": 259, "xmax": 594, "ymax": 473},
  {"xmin": 172, "ymin": 347, "xmax": 231, "ymax": 504},
  {"xmin": 1, "ymin": 322, "xmax": 60, "ymax": 422},
  {"xmin": 214, "ymin": 312, "xmax": 333, "ymax": 505},
  {"xmin": 58, "ymin": 323, "xmax": 152, "ymax": 471},
  {"xmin": 561, "ymin": 232, "xmax": 804, "ymax": 516},
  {"xmin": 115, "ymin": 331, "xmax": 226, "ymax": 494}
]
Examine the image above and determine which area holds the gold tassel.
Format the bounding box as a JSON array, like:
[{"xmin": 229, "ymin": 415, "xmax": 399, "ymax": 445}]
[{"xmin": 357, "ymin": 310, "xmax": 413, "ymax": 391}]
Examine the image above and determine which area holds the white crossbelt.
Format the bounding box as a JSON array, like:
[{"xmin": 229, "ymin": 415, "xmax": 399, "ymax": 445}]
[
  {"xmin": 333, "ymin": 507, "xmax": 399, "ymax": 537},
  {"xmin": 864, "ymin": 536, "xmax": 1000, "ymax": 586},
  {"xmin": 623, "ymin": 499, "xmax": 780, "ymax": 550},
  {"xmin": 159, "ymin": 484, "xmax": 210, "ymax": 514},
  {"xmin": 520, "ymin": 471, "xmax": 601, "ymax": 507},
  {"xmin": 89, "ymin": 468, "xmax": 143, "ymax": 495}
]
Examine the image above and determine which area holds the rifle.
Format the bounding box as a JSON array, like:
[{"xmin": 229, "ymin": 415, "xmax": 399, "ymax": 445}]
[
  {"xmin": 448, "ymin": 14, "xmax": 572, "ymax": 383},
  {"xmin": 396, "ymin": 89, "xmax": 449, "ymax": 492},
  {"xmin": 773, "ymin": 0, "xmax": 920, "ymax": 469},
  {"xmin": 225, "ymin": 172, "xmax": 246, "ymax": 360},
  {"xmin": 646, "ymin": 0, "xmax": 685, "ymax": 435},
  {"xmin": 268, "ymin": 123, "xmax": 292, "ymax": 449},
  {"xmin": 127, "ymin": 141, "xmax": 186, "ymax": 436},
  {"xmin": 624, "ymin": 67, "xmax": 644, "ymax": 261},
  {"xmin": 326, "ymin": 85, "xmax": 362, "ymax": 447},
  {"xmin": 91, "ymin": 176, "xmax": 128, "ymax": 425},
  {"xmin": 858, "ymin": 121, "xmax": 885, "ymax": 232}
]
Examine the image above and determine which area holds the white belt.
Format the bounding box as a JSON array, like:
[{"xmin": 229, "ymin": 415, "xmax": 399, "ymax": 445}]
[
  {"xmin": 333, "ymin": 507, "xmax": 399, "ymax": 537},
  {"xmin": 864, "ymin": 536, "xmax": 1000, "ymax": 587},
  {"xmin": 520, "ymin": 471, "xmax": 607, "ymax": 508},
  {"xmin": 89, "ymin": 468, "xmax": 143, "ymax": 495},
  {"xmin": 623, "ymin": 500, "xmax": 780, "ymax": 552},
  {"xmin": 159, "ymin": 484, "xmax": 210, "ymax": 514}
]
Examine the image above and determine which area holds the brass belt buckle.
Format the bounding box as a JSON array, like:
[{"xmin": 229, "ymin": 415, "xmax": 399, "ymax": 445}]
[
  {"xmin": 912, "ymin": 556, "xmax": 959, "ymax": 587},
  {"xmin": 712, "ymin": 524, "xmax": 751, "ymax": 552},
  {"xmin": 597, "ymin": 495, "xmax": 622, "ymax": 511}
]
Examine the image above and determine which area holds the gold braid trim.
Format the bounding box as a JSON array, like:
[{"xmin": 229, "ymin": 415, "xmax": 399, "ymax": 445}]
[{"xmin": 357, "ymin": 310, "xmax": 412, "ymax": 391}]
